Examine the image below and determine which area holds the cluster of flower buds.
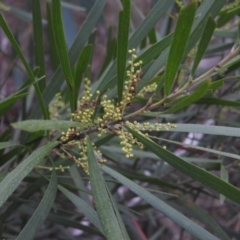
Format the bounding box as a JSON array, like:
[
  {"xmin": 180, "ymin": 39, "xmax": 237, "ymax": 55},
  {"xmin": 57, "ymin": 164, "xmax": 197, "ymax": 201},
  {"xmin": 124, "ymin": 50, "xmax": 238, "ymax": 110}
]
[
  {"xmin": 121, "ymin": 49, "xmax": 143, "ymax": 112},
  {"xmin": 49, "ymin": 49, "xmax": 177, "ymax": 174},
  {"xmin": 49, "ymin": 92, "xmax": 65, "ymax": 119},
  {"xmin": 137, "ymin": 82, "xmax": 158, "ymax": 97}
]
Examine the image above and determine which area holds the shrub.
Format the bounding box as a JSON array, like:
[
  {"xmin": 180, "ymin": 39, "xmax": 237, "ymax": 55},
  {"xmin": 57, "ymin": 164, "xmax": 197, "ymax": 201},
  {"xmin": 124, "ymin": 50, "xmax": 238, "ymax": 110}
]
[{"xmin": 0, "ymin": 0, "xmax": 240, "ymax": 239}]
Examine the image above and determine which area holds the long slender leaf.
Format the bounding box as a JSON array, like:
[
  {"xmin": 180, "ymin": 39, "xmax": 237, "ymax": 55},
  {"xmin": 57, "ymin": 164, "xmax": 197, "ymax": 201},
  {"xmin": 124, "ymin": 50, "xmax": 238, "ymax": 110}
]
[
  {"xmin": 129, "ymin": 0, "xmax": 174, "ymax": 49},
  {"xmin": 68, "ymin": 165, "xmax": 89, "ymax": 203},
  {"xmin": 87, "ymin": 138, "xmax": 128, "ymax": 240},
  {"xmin": 191, "ymin": 16, "xmax": 216, "ymax": 75},
  {"xmin": 51, "ymin": 0, "xmax": 74, "ymax": 88},
  {"xmin": 46, "ymin": 2, "xmax": 60, "ymax": 70},
  {"xmin": 165, "ymin": 2, "xmax": 196, "ymax": 95},
  {"xmin": 1, "ymin": 177, "xmax": 48, "ymax": 221},
  {"xmin": 11, "ymin": 120, "xmax": 91, "ymax": 132},
  {"xmin": 0, "ymin": 3, "xmax": 47, "ymax": 24},
  {"xmin": 31, "ymin": 0, "xmax": 46, "ymax": 91},
  {"xmin": 102, "ymin": 166, "xmax": 219, "ymax": 240},
  {"xmin": 197, "ymin": 97, "xmax": 240, "ymax": 107},
  {"xmin": 0, "ymin": 93, "xmax": 28, "ymax": 117},
  {"xmin": 136, "ymin": 33, "xmax": 173, "ymax": 66},
  {"xmin": 19, "ymin": 204, "xmax": 103, "ymax": 236},
  {"xmin": 178, "ymin": 197, "xmax": 230, "ymax": 240},
  {"xmin": 105, "ymin": 185, "xmax": 131, "ymax": 240},
  {"xmin": 0, "ymin": 13, "xmax": 49, "ymax": 119},
  {"xmin": 152, "ymin": 136, "xmax": 240, "ymax": 161},
  {"xmin": 100, "ymin": 145, "xmax": 223, "ymax": 164},
  {"xmin": 185, "ymin": 0, "xmax": 226, "ymax": 55},
  {"xmin": 52, "ymin": 0, "xmax": 75, "ymax": 111},
  {"xmin": 99, "ymin": 28, "xmax": 117, "ymax": 76},
  {"xmin": 0, "ymin": 142, "xmax": 18, "ymax": 150},
  {"xmin": 117, "ymin": 0, "xmax": 131, "ymax": 102},
  {"xmin": 167, "ymin": 123, "xmax": 240, "ymax": 137},
  {"xmin": 16, "ymin": 170, "xmax": 57, "ymax": 240},
  {"xmin": 127, "ymin": 127, "xmax": 240, "ymax": 204},
  {"xmin": 220, "ymin": 164, "xmax": 229, "ymax": 204},
  {"xmin": 74, "ymin": 44, "xmax": 93, "ymax": 105},
  {"xmin": 58, "ymin": 185, "xmax": 103, "ymax": 232},
  {"xmin": 0, "ymin": 141, "xmax": 57, "ymax": 208}
]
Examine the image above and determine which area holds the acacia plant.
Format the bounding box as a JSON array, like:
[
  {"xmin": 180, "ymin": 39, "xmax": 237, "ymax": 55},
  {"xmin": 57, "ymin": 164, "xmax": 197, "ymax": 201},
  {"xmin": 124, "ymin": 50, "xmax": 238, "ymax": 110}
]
[{"xmin": 0, "ymin": 0, "xmax": 240, "ymax": 239}]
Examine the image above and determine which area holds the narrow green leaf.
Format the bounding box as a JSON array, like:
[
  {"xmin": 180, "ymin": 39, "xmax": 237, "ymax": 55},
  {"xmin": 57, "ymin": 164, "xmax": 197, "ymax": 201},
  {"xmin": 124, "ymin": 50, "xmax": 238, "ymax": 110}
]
[
  {"xmin": 58, "ymin": 185, "xmax": 103, "ymax": 232},
  {"xmin": 101, "ymin": 145, "xmax": 221, "ymax": 164},
  {"xmin": 19, "ymin": 204, "xmax": 103, "ymax": 236},
  {"xmin": 94, "ymin": 134, "xmax": 115, "ymax": 148},
  {"xmin": 0, "ymin": 13, "xmax": 49, "ymax": 119},
  {"xmin": 68, "ymin": 165, "xmax": 90, "ymax": 203},
  {"xmin": 142, "ymin": 111, "xmax": 196, "ymax": 118},
  {"xmin": 0, "ymin": 142, "xmax": 18, "ymax": 150},
  {"xmin": 109, "ymin": 165, "xmax": 182, "ymax": 191},
  {"xmin": 46, "ymin": 2, "xmax": 60, "ymax": 70},
  {"xmin": 209, "ymin": 80, "xmax": 225, "ymax": 90},
  {"xmin": 154, "ymin": 75, "xmax": 165, "ymax": 94},
  {"xmin": 99, "ymin": 27, "xmax": 117, "ymax": 76},
  {"xmin": 0, "ymin": 141, "xmax": 57, "ymax": 208},
  {"xmin": 165, "ymin": 2, "xmax": 197, "ymax": 95},
  {"xmin": 136, "ymin": 33, "xmax": 173, "ymax": 67},
  {"xmin": 152, "ymin": 136, "xmax": 240, "ymax": 162},
  {"xmin": 165, "ymin": 80, "xmax": 210, "ymax": 113},
  {"xmin": 140, "ymin": 35, "xmax": 147, "ymax": 49},
  {"xmin": 105, "ymin": 186, "xmax": 131, "ymax": 240},
  {"xmin": 185, "ymin": 0, "xmax": 226, "ymax": 54},
  {"xmin": 191, "ymin": 16, "xmax": 216, "ymax": 75},
  {"xmin": 31, "ymin": 0, "xmax": 46, "ymax": 91},
  {"xmin": 74, "ymin": 45, "xmax": 93, "ymax": 105},
  {"xmin": 0, "ymin": 93, "xmax": 28, "ymax": 117},
  {"xmin": 148, "ymin": 28, "xmax": 157, "ymax": 44},
  {"xmin": 19, "ymin": 67, "xmax": 40, "ymax": 91},
  {"xmin": 87, "ymin": 138, "xmax": 128, "ymax": 240},
  {"xmin": 51, "ymin": 0, "xmax": 74, "ymax": 88},
  {"xmin": 238, "ymin": 20, "xmax": 240, "ymax": 40},
  {"xmin": 31, "ymin": 0, "xmax": 107, "ymax": 119},
  {"xmin": 102, "ymin": 166, "xmax": 219, "ymax": 240},
  {"xmin": 167, "ymin": 123, "xmax": 240, "ymax": 137},
  {"xmin": 129, "ymin": 0, "xmax": 175, "ymax": 48},
  {"xmin": 1, "ymin": 177, "xmax": 48, "ymax": 221},
  {"xmin": 0, "ymin": 147, "xmax": 25, "ymax": 168},
  {"xmin": 206, "ymin": 42, "xmax": 233, "ymax": 55},
  {"xmin": 220, "ymin": 164, "xmax": 229, "ymax": 204},
  {"xmin": 127, "ymin": 127, "xmax": 240, "ymax": 204},
  {"xmin": 52, "ymin": 0, "xmax": 75, "ymax": 111},
  {"xmin": 16, "ymin": 170, "xmax": 57, "ymax": 240},
  {"xmin": 11, "ymin": 120, "xmax": 91, "ymax": 132},
  {"xmin": 0, "ymin": 3, "xmax": 47, "ymax": 24},
  {"xmin": 197, "ymin": 97, "xmax": 240, "ymax": 107},
  {"xmin": 179, "ymin": 198, "xmax": 230, "ymax": 240},
  {"xmin": 117, "ymin": 0, "xmax": 131, "ymax": 102}
]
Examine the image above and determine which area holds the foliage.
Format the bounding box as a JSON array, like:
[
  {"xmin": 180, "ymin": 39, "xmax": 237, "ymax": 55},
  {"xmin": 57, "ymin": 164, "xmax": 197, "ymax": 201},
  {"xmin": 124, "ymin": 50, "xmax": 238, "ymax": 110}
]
[{"xmin": 0, "ymin": 0, "xmax": 240, "ymax": 239}]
